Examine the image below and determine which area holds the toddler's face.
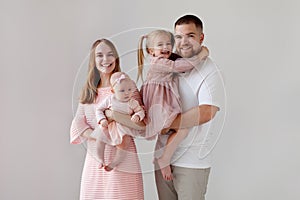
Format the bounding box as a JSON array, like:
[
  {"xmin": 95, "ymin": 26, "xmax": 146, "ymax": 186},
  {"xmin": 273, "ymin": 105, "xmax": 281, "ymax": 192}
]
[
  {"xmin": 150, "ymin": 34, "xmax": 173, "ymax": 58},
  {"xmin": 113, "ymin": 79, "xmax": 135, "ymax": 102}
]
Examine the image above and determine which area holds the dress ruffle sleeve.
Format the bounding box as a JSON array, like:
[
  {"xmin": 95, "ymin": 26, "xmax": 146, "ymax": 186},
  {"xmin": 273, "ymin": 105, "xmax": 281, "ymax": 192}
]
[{"xmin": 70, "ymin": 103, "xmax": 90, "ymax": 144}]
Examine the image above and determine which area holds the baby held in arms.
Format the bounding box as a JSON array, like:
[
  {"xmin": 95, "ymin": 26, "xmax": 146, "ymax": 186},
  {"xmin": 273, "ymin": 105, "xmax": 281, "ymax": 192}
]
[{"xmin": 95, "ymin": 72, "xmax": 145, "ymax": 171}]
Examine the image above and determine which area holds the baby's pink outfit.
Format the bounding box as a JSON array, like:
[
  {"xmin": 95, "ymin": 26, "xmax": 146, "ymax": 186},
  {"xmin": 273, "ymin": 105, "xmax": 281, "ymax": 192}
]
[{"xmin": 95, "ymin": 94, "xmax": 145, "ymax": 145}]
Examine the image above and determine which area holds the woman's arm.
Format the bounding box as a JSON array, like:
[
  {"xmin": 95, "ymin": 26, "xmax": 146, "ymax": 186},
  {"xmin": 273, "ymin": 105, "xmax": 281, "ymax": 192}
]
[
  {"xmin": 70, "ymin": 103, "xmax": 91, "ymax": 144},
  {"xmin": 81, "ymin": 128, "xmax": 96, "ymax": 141}
]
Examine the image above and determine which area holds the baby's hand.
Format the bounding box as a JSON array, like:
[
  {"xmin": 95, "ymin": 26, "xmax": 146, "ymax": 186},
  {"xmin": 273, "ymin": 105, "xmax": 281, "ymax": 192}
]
[
  {"xmin": 131, "ymin": 115, "xmax": 140, "ymax": 123},
  {"xmin": 100, "ymin": 119, "xmax": 108, "ymax": 127}
]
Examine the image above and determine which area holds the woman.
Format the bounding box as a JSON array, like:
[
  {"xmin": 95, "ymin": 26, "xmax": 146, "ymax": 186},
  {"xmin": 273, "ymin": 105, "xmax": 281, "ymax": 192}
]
[{"xmin": 70, "ymin": 39, "xmax": 144, "ymax": 199}]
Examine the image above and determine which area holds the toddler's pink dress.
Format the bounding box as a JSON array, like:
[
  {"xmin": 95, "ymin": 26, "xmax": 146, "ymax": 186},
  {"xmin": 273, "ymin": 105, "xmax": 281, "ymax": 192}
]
[
  {"xmin": 95, "ymin": 95, "xmax": 145, "ymax": 145},
  {"xmin": 70, "ymin": 87, "xmax": 144, "ymax": 200},
  {"xmin": 141, "ymin": 54, "xmax": 200, "ymax": 138}
]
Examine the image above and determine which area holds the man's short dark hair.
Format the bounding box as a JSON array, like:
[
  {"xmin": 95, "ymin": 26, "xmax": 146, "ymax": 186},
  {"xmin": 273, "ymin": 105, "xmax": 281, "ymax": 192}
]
[{"xmin": 174, "ymin": 14, "xmax": 203, "ymax": 32}]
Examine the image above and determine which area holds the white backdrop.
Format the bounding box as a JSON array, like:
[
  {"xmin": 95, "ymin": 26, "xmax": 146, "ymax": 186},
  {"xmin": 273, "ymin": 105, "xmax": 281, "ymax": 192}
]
[{"xmin": 1, "ymin": 0, "xmax": 300, "ymax": 199}]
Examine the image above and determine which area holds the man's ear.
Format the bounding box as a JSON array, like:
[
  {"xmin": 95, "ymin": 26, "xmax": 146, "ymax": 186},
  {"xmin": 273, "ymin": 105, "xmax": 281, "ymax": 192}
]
[
  {"xmin": 200, "ymin": 33, "xmax": 204, "ymax": 44},
  {"xmin": 111, "ymin": 88, "xmax": 115, "ymax": 93}
]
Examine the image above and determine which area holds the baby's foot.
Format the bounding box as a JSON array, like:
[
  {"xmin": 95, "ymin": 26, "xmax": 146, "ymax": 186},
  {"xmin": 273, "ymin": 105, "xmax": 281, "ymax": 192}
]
[
  {"xmin": 157, "ymin": 157, "xmax": 173, "ymax": 181},
  {"xmin": 98, "ymin": 159, "xmax": 104, "ymax": 169},
  {"xmin": 104, "ymin": 164, "xmax": 114, "ymax": 172}
]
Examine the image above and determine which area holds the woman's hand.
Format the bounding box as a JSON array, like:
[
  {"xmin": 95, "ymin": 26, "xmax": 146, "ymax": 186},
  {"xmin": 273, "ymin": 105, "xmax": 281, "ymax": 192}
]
[{"xmin": 81, "ymin": 128, "xmax": 96, "ymax": 141}]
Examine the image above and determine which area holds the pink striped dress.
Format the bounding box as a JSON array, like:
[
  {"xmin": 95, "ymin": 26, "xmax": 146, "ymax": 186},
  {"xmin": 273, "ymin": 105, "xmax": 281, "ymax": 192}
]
[{"xmin": 70, "ymin": 87, "xmax": 144, "ymax": 200}]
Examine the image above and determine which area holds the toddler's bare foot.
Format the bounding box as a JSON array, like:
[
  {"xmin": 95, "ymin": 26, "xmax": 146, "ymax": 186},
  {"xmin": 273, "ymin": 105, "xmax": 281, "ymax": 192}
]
[{"xmin": 157, "ymin": 157, "xmax": 173, "ymax": 181}]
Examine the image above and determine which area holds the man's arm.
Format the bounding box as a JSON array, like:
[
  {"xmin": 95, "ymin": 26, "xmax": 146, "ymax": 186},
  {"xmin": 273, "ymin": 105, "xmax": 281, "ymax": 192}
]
[
  {"xmin": 169, "ymin": 104, "xmax": 219, "ymax": 129},
  {"xmin": 105, "ymin": 110, "xmax": 146, "ymax": 131}
]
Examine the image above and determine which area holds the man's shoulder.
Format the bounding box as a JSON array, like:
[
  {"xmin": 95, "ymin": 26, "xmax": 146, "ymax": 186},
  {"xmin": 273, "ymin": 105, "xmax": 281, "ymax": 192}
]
[{"xmin": 193, "ymin": 57, "xmax": 219, "ymax": 75}]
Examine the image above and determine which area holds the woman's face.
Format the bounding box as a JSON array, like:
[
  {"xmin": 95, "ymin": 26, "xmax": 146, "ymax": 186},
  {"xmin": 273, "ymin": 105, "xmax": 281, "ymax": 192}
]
[{"xmin": 95, "ymin": 42, "xmax": 116, "ymax": 75}]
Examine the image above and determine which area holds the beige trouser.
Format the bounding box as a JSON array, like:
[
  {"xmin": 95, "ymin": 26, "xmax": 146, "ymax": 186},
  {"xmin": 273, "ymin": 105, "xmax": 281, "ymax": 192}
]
[{"xmin": 155, "ymin": 164, "xmax": 210, "ymax": 200}]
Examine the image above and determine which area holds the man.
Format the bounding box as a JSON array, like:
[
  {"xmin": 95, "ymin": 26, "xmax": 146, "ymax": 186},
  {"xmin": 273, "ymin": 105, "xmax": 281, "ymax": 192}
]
[{"xmin": 154, "ymin": 14, "xmax": 225, "ymax": 200}]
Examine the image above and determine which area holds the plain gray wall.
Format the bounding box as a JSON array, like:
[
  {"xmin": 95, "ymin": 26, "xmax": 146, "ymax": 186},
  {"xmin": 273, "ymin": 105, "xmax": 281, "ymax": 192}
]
[{"xmin": 1, "ymin": 0, "xmax": 300, "ymax": 199}]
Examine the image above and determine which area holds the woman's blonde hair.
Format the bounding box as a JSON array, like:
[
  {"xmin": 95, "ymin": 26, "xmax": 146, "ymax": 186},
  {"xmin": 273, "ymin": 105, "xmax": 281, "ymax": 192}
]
[
  {"xmin": 80, "ymin": 39, "xmax": 121, "ymax": 104},
  {"xmin": 137, "ymin": 30, "xmax": 174, "ymax": 82}
]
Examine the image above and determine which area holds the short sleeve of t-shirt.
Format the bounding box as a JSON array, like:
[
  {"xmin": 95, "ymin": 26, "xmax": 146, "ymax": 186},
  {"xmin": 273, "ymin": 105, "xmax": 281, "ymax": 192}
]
[{"xmin": 198, "ymin": 69, "xmax": 225, "ymax": 110}]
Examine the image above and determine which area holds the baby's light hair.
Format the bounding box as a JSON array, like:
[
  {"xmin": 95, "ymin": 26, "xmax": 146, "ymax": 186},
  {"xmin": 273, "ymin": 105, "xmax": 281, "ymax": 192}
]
[
  {"xmin": 137, "ymin": 30, "xmax": 175, "ymax": 82},
  {"xmin": 110, "ymin": 72, "xmax": 131, "ymax": 88}
]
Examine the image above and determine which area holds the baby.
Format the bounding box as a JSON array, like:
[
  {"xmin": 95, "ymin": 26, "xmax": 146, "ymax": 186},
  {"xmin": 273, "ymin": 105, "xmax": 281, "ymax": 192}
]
[{"xmin": 95, "ymin": 72, "xmax": 145, "ymax": 171}]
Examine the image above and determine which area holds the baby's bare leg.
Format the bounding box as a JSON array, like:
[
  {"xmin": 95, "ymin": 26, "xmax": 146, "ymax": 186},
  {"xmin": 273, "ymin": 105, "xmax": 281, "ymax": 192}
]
[
  {"xmin": 96, "ymin": 139, "xmax": 106, "ymax": 168},
  {"xmin": 104, "ymin": 135, "xmax": 131, "ymax": 171},
  {"xmin": 157, "ymin": 128, "xmax": 189, "ymax": 180}
]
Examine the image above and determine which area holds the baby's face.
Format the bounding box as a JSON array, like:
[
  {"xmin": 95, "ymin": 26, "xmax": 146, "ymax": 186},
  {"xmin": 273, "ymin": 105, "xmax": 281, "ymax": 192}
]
[
  {"xmin": 113, "ymin": 79, "xmax": 135, "ymax": 102},
  {"xmin": 150, "ymin": 34, "xmax": 173, "ymax": 58}
]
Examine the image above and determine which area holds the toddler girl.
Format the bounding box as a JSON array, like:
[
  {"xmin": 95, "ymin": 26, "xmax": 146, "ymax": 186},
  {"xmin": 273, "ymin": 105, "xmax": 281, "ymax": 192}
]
[{"xmin": 138, "ymin": 29, "xmax": 208, "ymax": 180}]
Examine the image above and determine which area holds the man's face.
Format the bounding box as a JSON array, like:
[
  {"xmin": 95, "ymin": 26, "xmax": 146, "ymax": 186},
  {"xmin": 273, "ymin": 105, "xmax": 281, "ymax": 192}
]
[{"xmin": 174, "ymin": 23, "xmax": 204, "ymax": 58}]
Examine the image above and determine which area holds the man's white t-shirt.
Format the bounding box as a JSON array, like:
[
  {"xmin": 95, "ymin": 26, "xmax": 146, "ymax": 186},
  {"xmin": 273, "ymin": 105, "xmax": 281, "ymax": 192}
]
[{"xmin": 155, "ymin": 57, "xmax": 225, "ymax": 169}]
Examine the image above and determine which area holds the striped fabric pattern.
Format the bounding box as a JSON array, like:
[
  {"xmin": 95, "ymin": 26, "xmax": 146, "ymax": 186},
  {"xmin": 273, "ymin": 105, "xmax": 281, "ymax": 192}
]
[{"xmin": 71, "ymin": 87, "xmax": 144, "ymax": 200}]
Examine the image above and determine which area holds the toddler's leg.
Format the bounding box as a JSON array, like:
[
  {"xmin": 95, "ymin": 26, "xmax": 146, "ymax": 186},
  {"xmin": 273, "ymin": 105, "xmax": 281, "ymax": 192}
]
[
  {"xmin": 96, "ymin": 138, "xmax": 105, "ymax": 169},
  {"xmin": 104, "ymin": 135, "xmax": 131, "ymax": 171},
  {"xmin": 157, "ymin": 128, "xmax": 189, "ymax": 180}
]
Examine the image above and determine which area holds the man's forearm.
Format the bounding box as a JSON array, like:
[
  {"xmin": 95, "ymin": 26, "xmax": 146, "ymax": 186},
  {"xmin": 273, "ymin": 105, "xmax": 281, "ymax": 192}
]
[
  {"xmin": 170, "ymin": 105, "xmax": 219, "ymax": 129},
  {"xmin": 112, "ymin": 111, "xmax": 146, "ymax": 131}
]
